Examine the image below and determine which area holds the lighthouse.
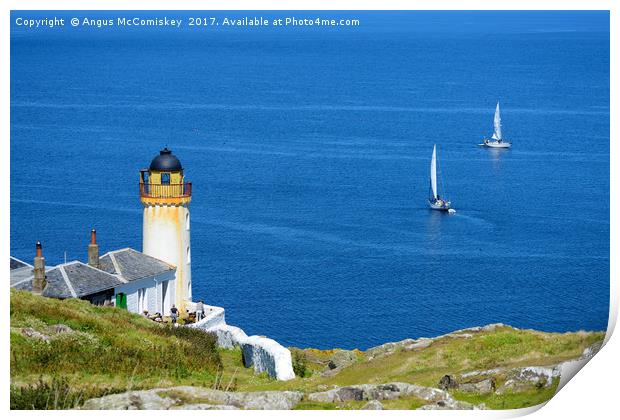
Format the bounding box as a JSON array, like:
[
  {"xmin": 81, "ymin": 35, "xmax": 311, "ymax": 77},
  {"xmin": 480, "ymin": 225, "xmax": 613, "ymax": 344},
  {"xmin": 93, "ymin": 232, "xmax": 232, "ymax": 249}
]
[{"xmin": 140, "ymin": 148, "xmax": 192, "ymax": 315}]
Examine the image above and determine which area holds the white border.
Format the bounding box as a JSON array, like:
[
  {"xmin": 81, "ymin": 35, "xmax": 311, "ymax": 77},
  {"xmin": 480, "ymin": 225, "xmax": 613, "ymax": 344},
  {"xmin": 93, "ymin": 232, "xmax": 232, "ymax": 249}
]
[{"xmin": 2, "ymin": 1, "xmax": 616, "ymax": 419}]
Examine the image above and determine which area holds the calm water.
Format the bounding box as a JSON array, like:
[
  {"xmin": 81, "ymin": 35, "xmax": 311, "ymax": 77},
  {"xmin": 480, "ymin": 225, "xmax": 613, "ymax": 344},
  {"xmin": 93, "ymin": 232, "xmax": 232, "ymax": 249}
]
[{"xmin": 10, "ymin": 11, "xmax": 610, "ymax": 349}]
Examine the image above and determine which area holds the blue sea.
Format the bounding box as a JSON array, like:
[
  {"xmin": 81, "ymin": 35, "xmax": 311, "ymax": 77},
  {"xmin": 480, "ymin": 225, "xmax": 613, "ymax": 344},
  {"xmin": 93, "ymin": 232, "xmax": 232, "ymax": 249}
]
[{"xmin": 10, "ymin": 11, "xmax": 610, "ymax": 349}]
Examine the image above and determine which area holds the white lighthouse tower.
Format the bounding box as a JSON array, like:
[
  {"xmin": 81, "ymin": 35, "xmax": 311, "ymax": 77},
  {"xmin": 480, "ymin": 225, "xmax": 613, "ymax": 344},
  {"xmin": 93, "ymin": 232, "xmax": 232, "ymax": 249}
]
[{"xmin": 140, "ymin": 148, "xmax": 192, "ymax": 315}]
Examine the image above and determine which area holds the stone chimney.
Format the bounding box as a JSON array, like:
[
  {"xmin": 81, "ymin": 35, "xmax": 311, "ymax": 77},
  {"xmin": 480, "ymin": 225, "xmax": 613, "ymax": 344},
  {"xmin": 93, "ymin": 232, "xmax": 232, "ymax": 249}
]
[
  {"xmin": 32, "ymin": 241, "xmax": 46, "ymax": 294},
  {"xmin": 88, "ymin": 229, "xmax": 100, "ymax": 268}
]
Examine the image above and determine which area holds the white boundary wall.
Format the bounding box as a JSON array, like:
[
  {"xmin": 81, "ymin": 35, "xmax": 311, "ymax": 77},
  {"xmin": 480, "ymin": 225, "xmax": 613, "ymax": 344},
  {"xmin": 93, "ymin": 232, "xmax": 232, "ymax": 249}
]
[{"xmin": 190, "ymin": 304, "xmax": 295, "ymax": 381}]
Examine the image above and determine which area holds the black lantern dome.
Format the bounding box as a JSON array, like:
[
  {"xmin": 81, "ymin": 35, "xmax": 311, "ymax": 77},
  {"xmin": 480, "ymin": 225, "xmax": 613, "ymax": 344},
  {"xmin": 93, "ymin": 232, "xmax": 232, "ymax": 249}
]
[{"xmin": 149, "ymin": 148, "xmax": 183, "ymax": 171}]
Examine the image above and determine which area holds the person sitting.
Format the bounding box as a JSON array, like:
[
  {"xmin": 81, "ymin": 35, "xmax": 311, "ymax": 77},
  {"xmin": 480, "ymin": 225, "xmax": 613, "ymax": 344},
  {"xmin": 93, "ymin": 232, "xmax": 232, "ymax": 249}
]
[{"xmin": 196, "ymin": 300, "xmax": 205, "ymax": 322}]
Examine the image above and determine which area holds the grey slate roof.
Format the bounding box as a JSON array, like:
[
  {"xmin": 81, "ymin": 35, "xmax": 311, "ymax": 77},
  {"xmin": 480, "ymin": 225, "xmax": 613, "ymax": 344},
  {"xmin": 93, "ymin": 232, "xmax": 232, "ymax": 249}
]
[
  {"xmin": 99, "ymin": 248, "xmax": 175, "ymax": 282},
  {"xmin": 10, "ymin": 257, "xmax": 34, "ymax": 287},
  {"xmin": 11, "ymin": 260, "xmax": 124, "ymax": 299},
  {"xmin": 10, "ymin": 257, "xmax": 30, "ymax": 271}
]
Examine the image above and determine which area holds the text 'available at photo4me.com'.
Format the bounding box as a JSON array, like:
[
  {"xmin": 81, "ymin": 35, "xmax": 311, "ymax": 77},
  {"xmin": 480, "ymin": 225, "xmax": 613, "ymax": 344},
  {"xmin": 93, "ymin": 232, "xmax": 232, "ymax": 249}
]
[{"xmin": 14, "ymin": 15, "xmax": 362, "ymax": 30}]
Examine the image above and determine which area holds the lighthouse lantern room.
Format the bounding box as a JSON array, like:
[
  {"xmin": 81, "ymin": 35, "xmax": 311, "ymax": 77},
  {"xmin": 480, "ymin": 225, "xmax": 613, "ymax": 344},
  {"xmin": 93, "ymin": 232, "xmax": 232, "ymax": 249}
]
[{"xmin": 140, "ymin": 148, "xmax": 192, "ymax": 315}]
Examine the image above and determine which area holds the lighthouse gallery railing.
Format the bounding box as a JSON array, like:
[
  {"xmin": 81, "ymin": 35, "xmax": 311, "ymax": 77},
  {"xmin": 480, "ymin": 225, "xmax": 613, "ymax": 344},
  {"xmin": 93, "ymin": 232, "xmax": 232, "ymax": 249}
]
[{"xmin": 140, "ymin": 182, "xmax": 192, "ymax": 198}]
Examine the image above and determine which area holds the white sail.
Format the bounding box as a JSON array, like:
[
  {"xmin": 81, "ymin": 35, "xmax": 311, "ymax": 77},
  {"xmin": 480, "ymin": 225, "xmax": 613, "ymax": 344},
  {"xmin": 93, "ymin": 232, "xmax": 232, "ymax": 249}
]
[
  {"xmin": 492, "ymin": 101, "xmax": 502, "ymax": 140},
  {"xmin": 430, "ymin": 144, "xmax": 438, "ymax": 200}
]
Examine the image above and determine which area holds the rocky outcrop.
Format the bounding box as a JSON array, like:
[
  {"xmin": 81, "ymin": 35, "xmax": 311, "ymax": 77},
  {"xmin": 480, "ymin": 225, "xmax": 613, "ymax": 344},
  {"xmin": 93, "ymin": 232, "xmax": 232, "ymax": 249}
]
[
  {"xmin": 438, "ymin": 375, "xmax": 458, "ymax": 390},
  {"xmin": 439, "ymin": 374, "xmax": 495, "ymax": 393},
  {"xmin": 20, "ymin": 328, "xmax": 50, "ymax": 343},
  {"xmin": 496, "ymin": 366, "xmax": 559, "ymax": 394},
  {"xmin": 460, "ymin": 368, "xmax": 502, "ymax": 379},
  {"xmin": 328, "ymin": 350, "xmax": 357, "ymax": 370},
  {"xmin": 306, "ymin": 382, "xmax": 477, "ymax": 408},
  {"xmin": 419, "ymin": 400, "xmax": 482, "ymax": 410},
  {"xmin": 458, "ymin": 378, "xmax": 496, "ymax": 393},
  {"xmin": 321, "ymin": 350, "xmax": 358, "ymax": 377},
  {"xmin": 365, "ymin": 324, "xmax": 515, "ymax": 361},
  {"xmin": 366, "ymin": 338, "xmax": 432, "ymax": 360},
  {"xmin": 169, "ymin": 404, "xmax": 238, "ymax": 410},
  {"xmin": 81, "ymin": 386, "xmax": 303, "ymax": 410},
  {"xmin": 307, "ymin": 382, "xmax": 485, "ymax": 410},
  {"xmin": 50, "ymin": 324, "xmax": 73, "ymax": 334},
  {"xmin": 362, "ymin": 400, "xmax": 384, "ymax": 410}
]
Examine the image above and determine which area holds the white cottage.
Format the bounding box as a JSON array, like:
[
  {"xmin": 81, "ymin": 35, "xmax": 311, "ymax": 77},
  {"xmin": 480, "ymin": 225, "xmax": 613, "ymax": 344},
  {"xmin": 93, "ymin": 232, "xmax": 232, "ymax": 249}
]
[
  {"xmin": 99, "ymin": 248, "xmax": 176, "ymax": 315},
  {"xmin": 10, "ymin": 240, "xmax": 177, "ymax": 317}
]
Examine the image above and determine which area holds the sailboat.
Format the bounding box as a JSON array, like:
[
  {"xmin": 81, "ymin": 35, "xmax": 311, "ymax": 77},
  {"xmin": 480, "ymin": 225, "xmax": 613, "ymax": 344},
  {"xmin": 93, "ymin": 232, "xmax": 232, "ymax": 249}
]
[
  {"xmin": 428, "ymin": 145, "xmax": 455, "ymax": 213},
  {"xmin": 480, "ymin": 102, "xmax": 512, "ymax": 148}
]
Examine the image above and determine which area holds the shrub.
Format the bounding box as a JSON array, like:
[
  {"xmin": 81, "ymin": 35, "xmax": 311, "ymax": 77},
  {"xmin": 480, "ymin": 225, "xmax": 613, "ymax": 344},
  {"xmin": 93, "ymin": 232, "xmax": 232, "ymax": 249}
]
[{"xmin": 292, "ymin": 349, "xmax": 308, "ymax": 377}]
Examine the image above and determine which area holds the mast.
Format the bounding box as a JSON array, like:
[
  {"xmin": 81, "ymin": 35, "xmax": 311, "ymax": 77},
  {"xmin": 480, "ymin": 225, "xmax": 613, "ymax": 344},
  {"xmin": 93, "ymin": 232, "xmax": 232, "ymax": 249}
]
[
  {"xmin": 430, "ymin": 145, "xmax": 438, "ymax": 200},
  {"xmin": 492, "ymin": 101, "xmax": 502, "ymax": 140}
]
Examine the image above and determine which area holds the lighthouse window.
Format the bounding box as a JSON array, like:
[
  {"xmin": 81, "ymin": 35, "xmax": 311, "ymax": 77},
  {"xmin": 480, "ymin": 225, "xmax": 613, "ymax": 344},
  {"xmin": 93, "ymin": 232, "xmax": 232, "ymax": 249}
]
[
  {"xmin": 161, "ymin": 173, "xmax": 170, "ymax": 185},
  {"xmin": 187, "ymin": 246, "xmax": 191, "ymax": 264},
  {"xmin": 185, "ymin": 213, "xmax": 190, "ymax": 230}
]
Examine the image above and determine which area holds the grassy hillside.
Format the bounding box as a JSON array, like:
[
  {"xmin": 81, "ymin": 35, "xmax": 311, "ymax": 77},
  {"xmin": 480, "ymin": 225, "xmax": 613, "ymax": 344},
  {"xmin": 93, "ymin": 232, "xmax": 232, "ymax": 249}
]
[
  {"xmin": 10, "ymin": 289, "xmax": 605, "ymax": 410},
  {"xmin": 10, "ymin": 289, "xmax": 221, "ymax": 409},
  {"xmin": 215, "ymin": 327, "xmax": 604, "ymax": 409}
]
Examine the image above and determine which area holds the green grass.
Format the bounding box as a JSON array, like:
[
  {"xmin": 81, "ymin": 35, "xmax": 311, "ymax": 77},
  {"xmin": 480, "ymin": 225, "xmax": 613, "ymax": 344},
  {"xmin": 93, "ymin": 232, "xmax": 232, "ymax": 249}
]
[
  {"xmin": 10, "ymin": 289, "xmax": 605, "ymax": 410},
  {"xmin": 10, "ymin": 289, "xmax": 222, "ymax": 408},
  {"xmin": 229, "ymin": 325, "xmax": 603, "ymax": 411},
  {"xmin": 295, "ymin": 326, "xmax": 604, "ymax": 390},
  {"xmin": 452, "ymin": 378, "xmax": 560, "ymax": 409}
]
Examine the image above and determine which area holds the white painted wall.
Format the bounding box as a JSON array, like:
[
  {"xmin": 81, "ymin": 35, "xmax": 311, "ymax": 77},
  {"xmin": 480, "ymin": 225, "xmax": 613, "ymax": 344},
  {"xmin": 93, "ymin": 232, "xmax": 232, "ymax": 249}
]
[
  {"xmin": 206, "ymin": 325, "xmax": 248, "ymax": 349},
  {"xmin": 241, "ymin": 336, "xmax": 296, "ymax": 381},
  {"xmin": 114, "ymin": 271, "xmax": 175, "ymax": 315},
  {"xmin": 190, "ymin": 305, "xmax": 295, "ymax": 381}
]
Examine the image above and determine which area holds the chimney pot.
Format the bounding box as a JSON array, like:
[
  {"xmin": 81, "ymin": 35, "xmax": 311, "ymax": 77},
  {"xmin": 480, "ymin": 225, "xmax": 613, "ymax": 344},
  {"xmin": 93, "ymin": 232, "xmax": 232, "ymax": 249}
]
[
  {"xmin": 33, "ymin": 241, "xmax": 46, "ymax": 294},
  {"xmin": 88, "ymin": 229, "xmax": 100, "ymax": 269}
]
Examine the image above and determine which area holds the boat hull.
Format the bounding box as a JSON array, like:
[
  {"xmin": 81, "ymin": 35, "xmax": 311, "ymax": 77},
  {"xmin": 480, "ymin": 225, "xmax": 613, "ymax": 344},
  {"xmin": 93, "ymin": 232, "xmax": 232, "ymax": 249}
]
[
  {"xmin": 429, "ymin": 199, "xmax": 451, "ymax": 211},
  {"xmin": 481, "ymin": 139, "xmax": 511, "ymax": 148}
]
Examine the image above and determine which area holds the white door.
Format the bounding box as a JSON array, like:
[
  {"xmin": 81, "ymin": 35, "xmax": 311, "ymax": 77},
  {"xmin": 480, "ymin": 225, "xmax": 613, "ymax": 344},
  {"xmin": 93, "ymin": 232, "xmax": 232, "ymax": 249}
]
[
  {"xmin": 137, "ymin": 288, "xmax": 146, "ymax": 313},
  {"xmin": 161, "ymin": 280, "xmax": 169, "ymax": 315}
]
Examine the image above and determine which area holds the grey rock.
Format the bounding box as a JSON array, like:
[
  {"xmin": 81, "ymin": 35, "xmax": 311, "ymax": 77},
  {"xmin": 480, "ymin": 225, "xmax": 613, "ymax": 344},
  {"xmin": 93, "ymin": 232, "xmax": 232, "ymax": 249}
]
[
  {"xmin": 307, "ymin": 389, "xmax": 339, "ymax": 403},
  {"xmin": 448, "ymin": 333, "xmax": 473, "ymax": 339},
  {"xmin": 496, "ymin": 366, "xmax": 560, "ymax": 394},
  {"xmin": 438, "ymin": 375, "xmax": 458, "ymax": 390},
  {"xmin": 458, "ymin": 378, "xmax": 495, "ymax": 393},
  {"xmin": 308, "ymin": 382, "xmax": 452, "ymax": 404},
  {"xmin": 362, "ymin": 400, "xmax": 384, "ymax": 410},
  {"xmin": 481, "ymin": 323, "xmax": 507, "ymax": 332},
  {"xmin": 82, "ymin": 386, "xmax": 304, "ymax": 410},
  {"xmin": 403, "ymin": 339, "xmax": 433, "ymax": 350},
  {"xmin": 366, "ymin": 339, "xmax": 417, "ymax": 359},
  {"xmin": 327, "ymin": 350, "xmax": 357, "ymax": 370},
  {"xmin": 231, "ymin": 391, "xmax": 304, "ymax": 410},
  {"xmin": 20, "ymin": 328, "xmax": 50, "ymax": 343},
  {"xmin": 170, "ymin": 404, "xmax": 238, "ymax": 410},
  {"xmin": 336, "ymin": 386, "xmax": 365, "ymax": 401},
  {"xmin": 419, "ymin": 400, "xmax": 479, "ymax": 410},
  {"xmin": 81, "ymin": 390, "xmax": 175, "ymax": 410},
  {"xmin": 366, "ymin": 338, "xmax": 433, "ymax": 360},
  {"xmin": 460, "ymin": 368, "xmax": 503, "ymax": 379},
  {"xmin": 50, "ymin": 324, "xmax": 73, "ymax": 334}
]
